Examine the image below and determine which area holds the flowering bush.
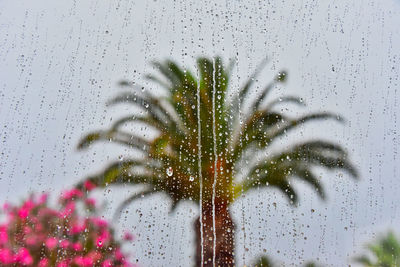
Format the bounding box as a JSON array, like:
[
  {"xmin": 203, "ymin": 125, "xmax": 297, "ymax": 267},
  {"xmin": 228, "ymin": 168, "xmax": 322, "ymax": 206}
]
[{"xmin": 0, "ymin": 184, "xmax": 134, "ymax": 266}]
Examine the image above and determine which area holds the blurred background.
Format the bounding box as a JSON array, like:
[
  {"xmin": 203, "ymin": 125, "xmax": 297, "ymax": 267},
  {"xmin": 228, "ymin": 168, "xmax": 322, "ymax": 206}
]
[{"xmin": 0, "ymin": 0, "xmax": 399, "ymax": 265}]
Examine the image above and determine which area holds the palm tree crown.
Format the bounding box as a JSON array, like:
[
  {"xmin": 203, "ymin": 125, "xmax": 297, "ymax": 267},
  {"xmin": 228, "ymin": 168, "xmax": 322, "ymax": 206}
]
[{"xmin": 78, "ymin": 56, "xmax": 356, "ymax": 209}]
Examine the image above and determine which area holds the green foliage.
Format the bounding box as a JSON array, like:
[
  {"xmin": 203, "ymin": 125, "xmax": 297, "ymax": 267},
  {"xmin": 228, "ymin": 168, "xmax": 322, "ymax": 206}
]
[
  {"xmin": 355, "ymin": 231, "xmax": 400, "ymax": 267},
  {"xmin": 77, "ymin": 56, "xmax": 357, "ymax": 213},
  {"xmin": 303, "ymin": 262, "xmax": 322, "ymax": 267},
  {"xmin": 252, "ymin": 255, "xmax": 274, "ymax": 267},
  {"xmin": 251, "ymin": 255, "xmax": 321, "ymax": 266}
]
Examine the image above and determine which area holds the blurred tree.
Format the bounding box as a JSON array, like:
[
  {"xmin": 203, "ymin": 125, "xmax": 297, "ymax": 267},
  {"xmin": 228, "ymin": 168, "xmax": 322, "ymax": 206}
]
[
  {"xmin": 251, "ymin": 255, "xmax": 321, "ymax": 267},
  {"xmin": 77, "ymin": 57, "xmax": 357, "ymax": 266},
  {"xmin": 355, "ymin": 231, "xmax": 400, "ymax": 267},
  {"xmin": 303, "ymin": 262, "xmax": 322, "ymax": 267},
  {"xmin": 252, "ymin": 255, "xmax": 274, "ymax": 267}
]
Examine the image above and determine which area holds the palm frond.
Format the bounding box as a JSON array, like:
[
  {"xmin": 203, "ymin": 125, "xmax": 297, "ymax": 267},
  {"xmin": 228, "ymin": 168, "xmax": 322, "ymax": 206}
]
[
  {"xmin": 294, "ymin": 168, "xmax": 325, "ymax": 200},
  {"xmin": 144, "ymin": 74, "xmax": 171, "ymax": 89},
  {"xmin": 76, "ymin": 159, "xmax": 161, "ymax": 189},
  {"xmin": 280, "ymin": 182, "xmax": 298, "ymax": 204},
  {"xmin": 266, "ymin": 112, "xmax": 343, "ymax": 142},
  {"xmin": 118, "ymin": 80, "xmax": 134, "ymax": 87},
  {"xmin": 108, "ymin": 93, "xmax": 166, "ymax": 124},
  {"xmin": 238, "ymin": 57, "xmax": 268, "ymax": 106},
  {"xmin": 236, "ymin": 140, "xmax": 356, "ymax": 202},
  {"xmin": 230, "ymin": 111, "xmax": 287, "ymax": 159},
  {"xmin": 354, "ymin": 256, "xmax": 373, "ymax": 266},
  {"xmin": 150, "ymin": 61, "xmax": 181, "ymax": 88},
  {"xmin": 233, "ymin": 112, "xmax": 344, "ymax": 161},
  {"xmin": 225, "ymin": 57, "xmax": 236, "ymax": 79},
  {"xmin": 252, "ymin": 70, "xmax": 287, "ymax": 111},
  {"xmin": 149, "ymin": 60, "xmax": 202, "ymax": 135},
  {"xmin": 265, "ymin": 95, "xmax": 306, "ymax": 110},
  {"xmin": 77, "ymin": 130, "xmax": 150, "ymax": 153}
]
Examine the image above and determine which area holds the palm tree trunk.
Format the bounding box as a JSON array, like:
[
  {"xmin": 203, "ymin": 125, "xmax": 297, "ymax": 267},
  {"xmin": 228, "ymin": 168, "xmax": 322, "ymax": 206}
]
[{"xmin": 194, "ymin": 201, "xmax": 235, "ymax": 267}]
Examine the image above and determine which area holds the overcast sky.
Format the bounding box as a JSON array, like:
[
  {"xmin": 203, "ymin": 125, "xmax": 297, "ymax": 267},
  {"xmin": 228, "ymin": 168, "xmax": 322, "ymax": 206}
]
[{"xmin": 0, "ymin": 0, "xmax": 399, "ymax": 266}]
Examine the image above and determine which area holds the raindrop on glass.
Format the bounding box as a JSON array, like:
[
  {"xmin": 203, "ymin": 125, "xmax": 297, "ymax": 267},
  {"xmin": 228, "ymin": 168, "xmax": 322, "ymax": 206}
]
[{"xmin": 166, "ymin": 167, "xmax": 173, "ymax": 176}]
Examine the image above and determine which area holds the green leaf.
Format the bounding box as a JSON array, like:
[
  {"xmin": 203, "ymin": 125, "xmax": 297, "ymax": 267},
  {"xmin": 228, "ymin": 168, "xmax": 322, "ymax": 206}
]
[
  {"xmin": 77, "ymin": 130, "xmax": 150, "ymax": 153},
  {"xmin": 265, "ymin": 95, "xmax": 306, "ymax": 110},
  {"xmin": 76, "ymin": 159, "xmax": 161, "ymax": 189},
  {"xmin": 238, "ymin": 57, "xmax": 268, "ymax": 105}
]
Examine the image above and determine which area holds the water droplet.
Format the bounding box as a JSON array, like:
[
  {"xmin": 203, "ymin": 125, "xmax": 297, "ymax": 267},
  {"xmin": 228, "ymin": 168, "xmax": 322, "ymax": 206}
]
[
  {"xmin": 166, "ymin": 167, "xmax": 173, "ymax": 176},
  {"xmin": 189, "ymin": 176, "xmax": 194, "ymax": 182}
]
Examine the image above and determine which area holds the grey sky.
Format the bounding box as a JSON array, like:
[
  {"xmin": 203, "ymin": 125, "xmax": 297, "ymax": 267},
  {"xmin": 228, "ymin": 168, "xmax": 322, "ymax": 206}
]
[{"xmin": 0, "ymin": 0, "xmax": 399, "ymax": 266}]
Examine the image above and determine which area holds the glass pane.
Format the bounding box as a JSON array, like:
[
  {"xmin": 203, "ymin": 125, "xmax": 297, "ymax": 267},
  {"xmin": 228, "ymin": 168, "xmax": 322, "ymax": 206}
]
[{"xmin": 0, "ymin": 0, "xmax": 398, "ymax": 266}]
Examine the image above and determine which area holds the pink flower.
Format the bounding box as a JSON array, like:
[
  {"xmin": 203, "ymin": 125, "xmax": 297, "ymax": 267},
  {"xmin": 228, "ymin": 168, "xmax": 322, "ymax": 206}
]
[
  {"xmin": 96, "ymin": 237, "xmax": 105, "ymax": 248},
  {"xmin": 61, "ymin": 189, "xmax": 83, "ymax": 201},
  {"xmin": 38, "ymin": 207, "xmax": 58, "ymax": 218},
  {"xmin": 35, "ymin": 223, "xmax": 44, "ymax": 232},
  {"xmin": 72, "ymin": 242, "xmax": 82, "ymax": 252},
  {"xmin": 83, "ymin": 256, "xmax": 94, "ymax": 266},
  {"xmin": 60, "ymin": 239, "xmax": 70, "ymax": 249},
  {"xmin": 123, "ymin": 231, "xmax": 134, "ymax": 241},
  {"xmin": 71, "ymin": 222, "xmax": 86, "ymax": 234},
  {"xmin": 23, "ymin": 226, "xmax": 32, "ymax": 234},
  {"xmin": 91, "ymin": 217, "xmax": 108, "ymax": 228},
  {"xmin": 85, "ymin": 198, "xmax": 96, "ymax": 207},
  {"xmin": 96, "ymin": 231, "xmax": 110, "ymax": 248},
  {"xmin": 73, "ymin": 256, "xmax": 93, "ymax": 267},
  {"xmin": 17, "ymin": 247, "xmax": 33, "ymax": 265},
  {"xmin": 0, "ymin": 226, "xmax": 8, "ymax": 244},
  {"xmin": 87, "ymin": 251, "xmax": 101, "ymax": 262},
  {"xmin": 2, "ymin": 202, "xmax": 10, "ymax": 211},
  {"xmin": 0, "ymin": 248, "xmax": 13, "ymax": 264},
  {"xmin": 56, "ymin": 260, "xmax": 70, "ymax": 267},
  {"xmin": 102, "ymin": 259, "xmax": 112, "ymax": 267},
  {"xmin": 38, "ymin": 258, "xmax": 49, "ymax": 267},
  {"xmin": 45, "ymin": 237, "xmax": 58, "ymax": 250},
  {"xmin": 18, "ymin": 208, "xmax": 30, "ymax": 219},
  {"xmin": 18, "ymin": 199, "xmax": 35, "ymax": 219},
  {"xmin": 73, "ymin": 256, "xmax": 85, "ymax": 265},
  {"xmin": 38, "ymin": 194, "xmax": 48, "ymax": 204},
  {"xmin": 59, "ymin": 201, "xmax": 75, "ymax": 218},
  {"xmin": 25, "ymin": 235, "xmax": 38, "ymax": 246},
  {"xmin": 115, "ymin": 248, "xmax": 124, "ymax": 261},
  {"xmin": 84, "ymin": 180, "xmax": 97, "ymax": 191}
]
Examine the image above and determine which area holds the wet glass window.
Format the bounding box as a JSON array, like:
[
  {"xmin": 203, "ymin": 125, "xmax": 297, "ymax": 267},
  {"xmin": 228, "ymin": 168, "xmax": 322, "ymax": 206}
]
[{"xmin": 0, "ymin": 1, "xmax": 399, "ymax": 266}]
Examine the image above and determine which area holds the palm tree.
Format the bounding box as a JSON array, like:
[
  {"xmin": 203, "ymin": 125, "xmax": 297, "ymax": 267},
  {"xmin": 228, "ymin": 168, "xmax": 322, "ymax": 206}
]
[
  {"xmin": 77, "ymin": 57, "xmax": 357, "ymax": 266},
  {"xmin": 355, "ymin": 231, "xmax": 400, "ymax": 267}
]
